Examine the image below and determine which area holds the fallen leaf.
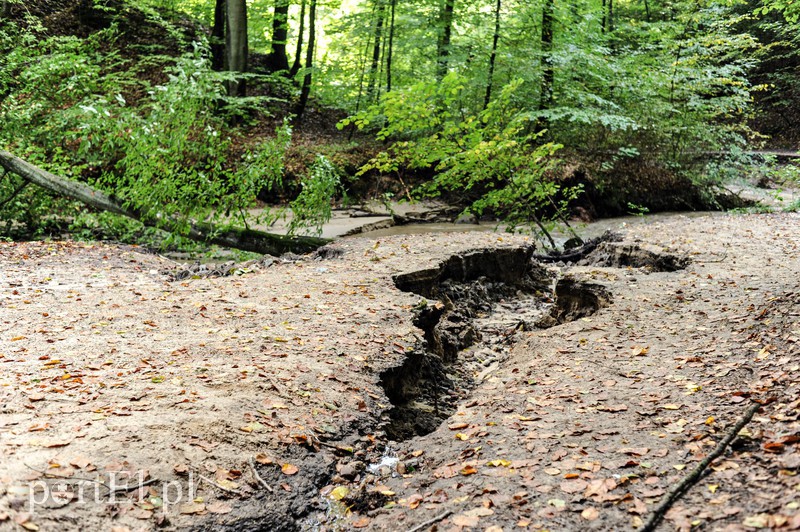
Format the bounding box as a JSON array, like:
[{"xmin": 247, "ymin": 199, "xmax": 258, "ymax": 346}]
[
  {"xmin": 581, "ymin": 507, "xmax": 600, "ymax": 521},
  {"xmin": 330, "ymin": 486, "xmax": 349, "ymax": 500},
  {"xmin": 352, "ymin": 516, "xmax": 371, "ymax": 528},
  {"xmin": 548, "ymin": 498, "xmax": 566, "ymax": 508},
  {"xmin": 452, "ymin": 515, "xmax": 479, "ymax": 527},
  {"xmin": 207, "ymin": 501, "xmax": 232, "ymax": 514},
  {"xmin": 560, "ymin": 479, "xmax": 589, "ymax": 494},
  {"xmin": 619, "ymin": 447, "xmax": 649, "ymax": 456},
  {"xmin": 407, "ymin": 494, "xmax": 423, "ymax": 509},
  {"xmin": 255, "ymin": 453, "xmax": 274, "ymax": 465},
  {"xmin": 179, "ymin": 502, "xmax": 206, "ymax": 514},
  {"xmin": 742, "ymin": 514, "xmax": 771, "ymax": 528},
  {"xmin": 281, "ymin": 463, "xmax": 299, "ymax": 475},
  {"xmin": 598, "ymin": 404, "xmax": 628, "ymax": 412},
  {"xmin": 762, "ymin": 442, "xmax": 785, "ymax": 453},
  {"xmin": 629, "ymin": 497, "xmax": 647, "ymax": 515}
]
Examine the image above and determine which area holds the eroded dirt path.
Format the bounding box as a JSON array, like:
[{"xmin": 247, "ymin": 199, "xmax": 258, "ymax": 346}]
[{"xmin": 0, "ymin": 213, "xmax": 799, "ymax": 532}]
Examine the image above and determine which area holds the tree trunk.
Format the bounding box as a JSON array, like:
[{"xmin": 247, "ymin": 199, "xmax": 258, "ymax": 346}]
[
  {"xmin": 436, "ymin": 0, "xmax": 455, "ymax": 80},
  {"xmin": 225, "ymin": 0, "xmax": 248, "ymax": 96},
  {"xmin": 266, "ymin": 0, "xmax": 291, "ymax": 73},
  {"xmin": 2, "ymin": 0, "xmax": 11, "ymax": 18},
  {"xmin": 295, "ymin": 0, "xmax": 317, "ymax": 119},
  {"xmin": 601, "ymin": 0, "xmax": 607, "ymax": 32},
  {"xmin": 386, "ymin": 0, "xmax": 397, "ymax": 92},
  {"xmin": 289, "ymin": 0, "xmax": 306, "ymax": 78},
  {"xmin": 211, "ymin": 0, "xmax": 226, "ymax": 71},
  {"xmin": 484, "ymin": 0, "xmax": 502, "ymax": 109},
  {"xmin": 608, "ymin": 0, "xmax": 614, "ymax": 31},
  {"xmin": 539, "ymin": 0, "xmax": 554, "ymax": 111},
  {"xmin": 366, "ymin": 0, "xmax": 386, "ymax": 103},
  {"xmin": 0, "ymin": 150, "xmax": 329, "ymax": 256}
]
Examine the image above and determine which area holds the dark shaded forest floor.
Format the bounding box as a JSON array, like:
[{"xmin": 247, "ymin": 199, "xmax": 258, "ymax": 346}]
[{"xmin": 1, "ymin": 212, "xmax": 799, "ymax": 531}]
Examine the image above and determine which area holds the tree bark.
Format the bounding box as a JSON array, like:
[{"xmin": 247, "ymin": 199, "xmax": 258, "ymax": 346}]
[
  {"xmin": 289, "ymin": 0, "xmax": 307, "ymax": 78},
  {"xmin": 211, "ymin": 0, "xmax": 226, "ymax": 71},
  {"xmin": 601, "ymin": 0, "xmax": 607, "ymax": 32},
  {"xmin": 294, "ymin": 0, "xmax": 316, "ymax": 119},
  {"xmin": 436, "ymin": 0, "xmax": 455, "ymax": 80},
  {"xmin": 608, "ymin": 0, "xmax": 614, "ymax": 31},
  {"xmin": 366, "ymin": 0, "xmax": 386, "ymax": 103},
  {"xmin": 225, "ymin": 0, "xmax": 249, "ymax": 96},
  {"xmin": 386, "ymin": 0, "xmax": 397, "ymax": 92},
  {"xmin": 267, "ymin": 0, "xmax": 291, "ymax": 73},
  {"xmin": 0, "ymin": 150, "xmax": 329, "ymax": 256},
  {"xmin": 484, "ymin": 0, "xmax": 502, "ymax": 109},
  {"xmin": 539, "ymin": 0, "xmax": 554, "ymax": 111}
]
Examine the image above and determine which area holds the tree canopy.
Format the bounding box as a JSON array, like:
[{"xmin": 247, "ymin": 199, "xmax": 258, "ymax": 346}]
[{"xmin": 0, "ymin": 0, "xmax": 797, "ymax": 251}]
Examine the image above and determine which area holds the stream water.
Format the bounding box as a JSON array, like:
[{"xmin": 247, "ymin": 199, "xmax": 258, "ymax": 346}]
[{"xmin": 355, "ymin": 210, "xmax": 722, "ymax": 247}]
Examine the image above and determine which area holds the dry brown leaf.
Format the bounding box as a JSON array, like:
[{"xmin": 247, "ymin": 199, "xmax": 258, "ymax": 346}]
[
  {"xmin": 407, "ymin": 494, "xmax": 423, "ymax": 509},
  {"xmin": 179, "ymin": 502, "xmax": 206, "ymax": 515},
  {"xmin": 461, "ymin": 465, "xmax": 478, "ymax": 475},
  {"xmin": 560, "ymin": 479, "xmax": 589, "ymax": 494},
  {"xmin": 352, "ymin": 516, "xmax": 371, "ymax": 528},
  {"xmin": 581, "ymin": 507, "xmax": 600, "ymax": 521},
  {"xmin": 255, "ymin": 453, "xmax": 274, "ymax": 465},
  {"xmin": 452, "ymin": 514, "xmax": 480, "ymax": 527},
  {"xmin": 281, "ymin": 463, "xmax": 299, "ymax": 475}
]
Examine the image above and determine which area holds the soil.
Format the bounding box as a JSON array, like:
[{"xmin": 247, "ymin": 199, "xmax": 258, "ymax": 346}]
[{"xmin": 1, "ymin": 212, "xmax": 799, "ymax": 532}]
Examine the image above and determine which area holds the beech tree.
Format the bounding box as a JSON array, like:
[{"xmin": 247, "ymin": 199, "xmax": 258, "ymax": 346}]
[
  {"xmin": 266, "ymin": 0, "xmax": 291, "ymax": 72},
  {"xmin": 225, "ymin": 0, "xmax": 248, "ymax": 96}
]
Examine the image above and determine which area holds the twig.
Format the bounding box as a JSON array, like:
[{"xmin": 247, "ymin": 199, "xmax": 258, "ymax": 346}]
[
  {"xmin": 639, "ymin": 401, "xmax": 761, "ymax": 532},
  {"xmin": 198, "ymin": 473, "xmax": 241, "ymax": 495},
  {"xmin": 693, "ymin": 251, "xmax": 728, "ymax": 263},
  {"xmin": 248, "ymin": 457, "xmax": 274, "ymax": 493},
  {"xmin": 106, "ymin": 477, "xmax": 159, "ymax": 494},
  {"xmin": 25, "ymin": 463, "xmax": 158, "ymax": 493},
  {"xmin": 407, "ymin": 509, "xmax": 454, "ymax": 532},
  {"xmin": 0, "ymin": 179, "xmax": 28, "ymax": 210}
]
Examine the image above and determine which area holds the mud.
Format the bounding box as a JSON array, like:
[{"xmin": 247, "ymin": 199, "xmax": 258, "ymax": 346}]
[{"xmin": 379, "ymin": 243, "xmax": 658, "ymax": 443}]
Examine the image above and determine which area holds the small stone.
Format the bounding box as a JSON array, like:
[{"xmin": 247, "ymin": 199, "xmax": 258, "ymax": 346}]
[{"xmin": 339, "ymin": 461, "xmax": 365, "ymax": 480}]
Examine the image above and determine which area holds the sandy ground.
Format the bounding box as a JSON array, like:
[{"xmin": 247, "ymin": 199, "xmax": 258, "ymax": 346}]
[{"xmin": 0, "ymin": 212, "xmax": 799, "ymax": 532}]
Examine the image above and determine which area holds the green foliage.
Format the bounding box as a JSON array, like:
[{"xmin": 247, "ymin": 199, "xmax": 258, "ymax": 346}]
[
  {"xmin": 343, "ymin": 75, "xmax": 576, "ymax": 238},
  {"xmin": 288, "ymin": 155, "xmax": 342, "ymax": 237},
  {"xmin": 0, "ymin": 22, "xmax": 295, "ymax": 243},
  {"xmin": 757, "ymin": 0, "xmax": 800, "ymax": 22}
]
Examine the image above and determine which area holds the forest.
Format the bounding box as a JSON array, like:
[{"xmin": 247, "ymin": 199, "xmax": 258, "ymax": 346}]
[
  {"xmin": 1, "ymin": 2, "xmax": 800, "ymax": 531},
  {"xmin": 0, "ymin": 0, "xmax": 798, "ymax": 252}
]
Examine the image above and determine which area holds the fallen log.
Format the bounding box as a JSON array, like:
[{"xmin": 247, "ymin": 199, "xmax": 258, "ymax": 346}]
[
  {"xmin": 532, "ymin": 230, "xmax": 621, "ymax": 263},
  {"xmin": 0, "ymin": 149, "xmax": 330, "ymax": 256}
]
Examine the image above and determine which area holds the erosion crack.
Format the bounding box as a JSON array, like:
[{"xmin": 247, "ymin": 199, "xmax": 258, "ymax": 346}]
[{"xmin": 382, "ymin": 247, "xmax": 615, "ymax": 441}]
